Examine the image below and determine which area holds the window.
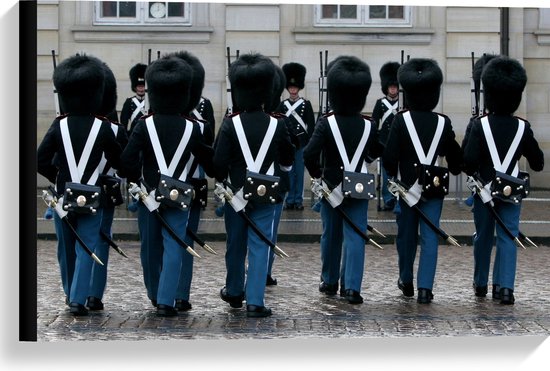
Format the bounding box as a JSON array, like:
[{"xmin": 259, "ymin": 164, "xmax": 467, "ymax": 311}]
[
  {"xmin": 315, "ymin": 4, "xmax": 411, "ymax": 27},
  {"xmin": 94, "ymin": 1, "xmax": 191, "ymax": 25}
]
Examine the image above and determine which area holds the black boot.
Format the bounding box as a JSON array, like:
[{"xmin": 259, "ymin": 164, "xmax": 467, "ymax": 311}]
[
  {"xmin": 492, "ymin": 284, "xmax": 501, "ymax": 300},
  {"xmin": 473, "ymin": 283, "xmax": 488, "ymax": 297},
  {"xmin": 398, "ymin": 279, "xmax": 415, "ymax": 297},
  {"xmin": 500, "ymin": 287, "xmax": 515, "ymax": 305},
  {"xmin": 417, "ymin": 288, "xmax": 433, "ymax": 304}
]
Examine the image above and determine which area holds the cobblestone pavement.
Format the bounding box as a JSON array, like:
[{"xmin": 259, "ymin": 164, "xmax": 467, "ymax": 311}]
[
  {"xmin": 32, "ymin": 188, "xmax": 550, "ymax": 369},
  {"xmin": 38, "ymin": 237, "xmax": 550, "ymax": 342}
]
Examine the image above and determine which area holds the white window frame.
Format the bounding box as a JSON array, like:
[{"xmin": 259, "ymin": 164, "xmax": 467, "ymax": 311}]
[
  {"xmin": 315, "ymin": 4, "xmax": 411, "ymax": 27},
  {"xmin": 94, "ymin": 1, "xmax": 191, "ymax": 26}
]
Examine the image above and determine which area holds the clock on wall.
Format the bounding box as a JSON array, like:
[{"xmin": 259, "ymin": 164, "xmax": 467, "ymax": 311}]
[{"xmin": 150, "ymin": 2, "xmax": 166, "ymax": 18}]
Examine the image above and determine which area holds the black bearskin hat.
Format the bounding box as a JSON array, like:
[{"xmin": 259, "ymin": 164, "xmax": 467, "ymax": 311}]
[
  {"xmin": 98, "ymin": 62, "xmax": 117, "ymax": 117},
  {"xmin": 129, "ymin": 63, "xmax": 147, "ymax": 92},
  {"xmin": 170, "ymin": 51, "xmax": 205, "ymax": 115},
  {"xmin": 282, "ymin": 62, "xmax": 306, "ymax": 90},
  {"xmin": 398, "ymin": 58, "xmax": 443, "ymax": 111},
  {"xmin": 145, "ymin": 55, "xmax": 193, "ymax": 114},
  {"xmin": 473, "ymin": 53, "xmax": 497, "ymax": 95},
  {"xmin": 326, "ymin": 55, "xmax": 371, "ymax": 116},
  {"xmin": 481, "ymin": 56, "xmax": 527, "ymax": 115},
  {"xmin": 53, "ymin": 54, "xmax": 105, "ymax": 115},
  {"xmin": 379, "ymin": 61, "xmax": 400, "ymax": 95},
  {"xmin": 267, "ymin": 65, "xmax": 286, "ymax": 112},
  {"xmin": 229, "ymin": 53, "xmax": 275, "ymax": 111}
]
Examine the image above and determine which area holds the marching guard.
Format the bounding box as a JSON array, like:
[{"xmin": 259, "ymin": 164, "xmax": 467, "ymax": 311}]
[
  {"xmin": 276, "ymin": 62, "xmax": 315, "ymax": 211},
  {"xmin": 118, "ymin": 55, "xmax": 214, "ymax": 316},
  {"xmin": 371, "ymin": 61, "xmax": 400, "ymax": 212},
  {"xmin": 462, "ymin": 56, "xmax": 544, "ymax": 304},
  {"xmin": 383, "ymin": 58, "xmax": 462, "ymax": 304},
  {"xmin": 213, "ymin": 53, "xmax": 295, "ymax": 317},
  {"xmin": 38, "ymin": 54, "xmax": 122, "ymax": 315},
  {"xmin": 120, "ymin": 63, "xmax": 147, "ymax": 134},
  {"xmin": 304, "ymin": 55, "xmax": 383, "ymax": 304}
]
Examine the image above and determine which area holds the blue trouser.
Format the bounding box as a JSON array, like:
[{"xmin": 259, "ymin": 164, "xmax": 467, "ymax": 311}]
[
  {"xmin": 285, "ymin": 147, "xmax": 305, "ymax": 206},
  {"xmin": 66, "ymin": 210, "xmax": 104, "ymax": 306},
  {"xmin": 320, "ymin": 198, "xmax": 369, "ymax": 292},
  {"xmin": 89, "ymin": 206, "xmax": 114, "ymax": 300},
  {"xmin": 268, "ymin": 202, "xmax": 284, "ymax": 276},
  {"xmin": 138, "ymin": 204, "xmax": 189, "ymax": 307},
  {"xmin": 381, "ymin": 162, "xmax": 396, "ymax": 207},
  {"xmin": 472, "ymin": 196, "xmax": 521, "ymax": 290},
  {"xmin": 53, "ymin": 213, "xmax": 77, "ymax": 298},
  {"xmin": 175, "ymin": 204, "xmax": 200, "ymax": 301},
  {"xmin": 157, "ymin": 207, "xmax": 188, "ymax": 306},
  {"xmin": 224, "ymin": 202, "xmax": 274, "ymax": 307},
  {"xmin": 138, "ymin": 203, "xmax": 163, "ymax": 301},
  {"xmin": 396, "ymin": 197, "xmax": 443, "ymax": 290}
]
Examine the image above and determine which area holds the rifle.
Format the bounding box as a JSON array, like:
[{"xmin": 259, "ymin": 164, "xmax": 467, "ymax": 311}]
[
  {"xmin": 478, "ymin": 55, "xmax": 486, "ymax": 117},
  {"xmin": 470, "ymin": 52, "xmax": 478, "ymax": 116},
  {"xmin": 143, "ymin": 49, "xmax": 152, "ymax": 114},
  {"xmin": 225, "ymin": 46, "xmax": 233, "ymax": 116},
  {"xmin": 398, "ymin": 50, "xmax": 406, "ymax": 112},
  {"xmin": 51, "ymin": 50, "xmax": 61, "ymax": 116},
  {"xmin": 317, "ymin": 50, "xmax": 328, "ymax": 121}
]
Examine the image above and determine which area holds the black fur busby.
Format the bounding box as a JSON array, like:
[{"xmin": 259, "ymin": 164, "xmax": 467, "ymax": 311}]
[
  {"xmin": 98, "ymin": 62, "xmax": 117, "ymax": 117},
  {"xmin": 473, "ymin": 54, "xmax": 497, "ymax": 94},
  {"xmin": 129, "ymin": 63, "xmax": 147, "ymax": 92},
  {"xmin": 53, "ymin": 54, "xmax": 105, "ymax": 115},
  {"xmin": 282, "ymin": 62, "xmax": 306, "ymax": 90},
  {"xmin": 229, "ymin": 53, "xmax": 276, "ymax": 111},
  {"xmin": 481, "ymin": 56, "xmax": 527, "ymax": 115},
  {"xmin": 170, "ymin": 51, "xmax": 205, "ymax": 115},
  {"xmin": 379, "ymin": 61, "xmax": 400, "ymax": 95},
  {"xmin": 326, "ymin": 55, "xmax": 372, "ymax": 115},
  {"xmin": 398, "ymin": 58, "xmax": 443, "ymax": 111},
  {"xmin": 145, "ymin": 55, "xmax": 193, "ymax": 114}
]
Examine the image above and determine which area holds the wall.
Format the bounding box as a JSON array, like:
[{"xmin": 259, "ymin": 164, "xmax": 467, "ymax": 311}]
[{"xmin": 36, "ymin": 2, "xmax": 550, "ymax": 188}]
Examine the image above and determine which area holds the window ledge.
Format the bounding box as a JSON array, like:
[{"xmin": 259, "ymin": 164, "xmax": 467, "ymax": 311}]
[
  {"xmin": 292, "ymin": 27, "xmax": 434, "ymax": 45},
  {"xmin": 534, "ymin": 30, "xmax": 550, "ymax": 46},
  {"xmin": 71, "ymin": 25, "xmax": 214, "ymax": 43}
]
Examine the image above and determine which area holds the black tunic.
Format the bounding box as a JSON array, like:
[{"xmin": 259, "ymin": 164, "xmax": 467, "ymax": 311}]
[
  {"xmin": 37, "ymin": 114, "xmax": 122, "ymax": 195},
  {"xmin": 303, "ymin": 112, "xmax": 383, "ymax": 190},
  {"xmin": 118, "ymin": 113, "xmax": 214, "ymax": 189},
  {"xmin": 382, "ymin": 110, "xmax": 462, "ymax": 187},
  {"xmin": 213, "ymin": 110, "xmax": 295, "ymax": 189},
  {"xmin": 462, "ymin": 113, "xmax": 544, "ymax": 182},
  {"xmin": 275, "ymin": 97, "xmax": 316, "ymax": 149}
]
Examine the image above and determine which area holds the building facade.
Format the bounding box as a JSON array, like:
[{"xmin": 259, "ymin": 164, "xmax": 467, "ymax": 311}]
[{"xmin": 36, "ymin": 1, "xmax": 550, "ymax": 188}]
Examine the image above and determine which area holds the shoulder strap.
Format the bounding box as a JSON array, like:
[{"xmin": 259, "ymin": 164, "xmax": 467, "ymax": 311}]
[
  {"xmin": 60, "ymin": 117, "xmax": 102, "ymax": 184},
  {"xmin": 146, "ymin": 116, "xmax": 193, "ymax": 180},
  {"xmin": 233, "ymin": 114, "xmax": 277, "ymax": 174},
  {"xmin": 480, "ymin": 116, "xmax": 524, "ymax": 176},
  {"xmin": 380, "ymin": 98, "xmax": 398, "ymax": 126},
  {"xmin": 402, "ymin": 111, "xmax": 444, "ymax": 166},
  {"xmin": 284, "ymin": 99, "xmax": 307, "ymax": 131},
  {"xmin": 327, "ymin": 115, "xmax": 371, "ymax": 173},
  {"xmin": 130, "ymin": 97, "xmax": 145, "ymax": 124}
]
